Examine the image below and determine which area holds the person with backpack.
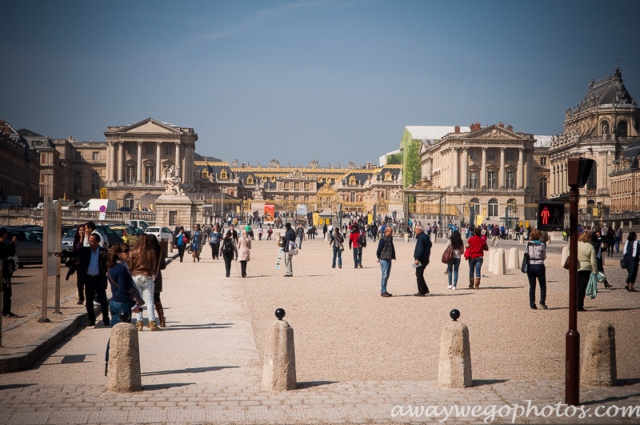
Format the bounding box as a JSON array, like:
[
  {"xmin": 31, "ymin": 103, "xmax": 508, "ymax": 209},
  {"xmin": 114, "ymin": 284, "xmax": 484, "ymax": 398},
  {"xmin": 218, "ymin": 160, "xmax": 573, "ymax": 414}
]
[
  {"xmin": 525, "ymin": 229, "xmax": 548, "ymax": 310},
  {"xmin": 348, "ymin": 223, "xmax": 363, "ymax": 269},
  {"xmin": 220, "ymin": 231, "xmax": 238, "ymax": 278},
  {"xmin": 329, "ymin": 227, "xmax": 344, "ymax": 269}
]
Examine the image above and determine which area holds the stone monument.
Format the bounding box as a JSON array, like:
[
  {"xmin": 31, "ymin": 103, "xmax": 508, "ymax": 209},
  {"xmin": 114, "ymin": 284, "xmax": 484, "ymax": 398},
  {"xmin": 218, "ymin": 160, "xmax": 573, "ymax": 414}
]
[{"xmin": 154, "ymin": 166, "xmax": 196, "ymax": 229}]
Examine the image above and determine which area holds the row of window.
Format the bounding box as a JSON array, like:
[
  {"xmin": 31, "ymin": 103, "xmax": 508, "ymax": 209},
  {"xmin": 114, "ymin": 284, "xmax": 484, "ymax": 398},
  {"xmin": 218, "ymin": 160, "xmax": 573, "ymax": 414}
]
[
  {"xmin": 73, "ymin": 172, "xmax": 101, "ymax": 194},
  {"xmin": 468, "ymin": 198, "xmax": 518, "ymax": 218},
  {"xmin": 611, "ymin": 178, "xmax": 639, "ymax": 195}
]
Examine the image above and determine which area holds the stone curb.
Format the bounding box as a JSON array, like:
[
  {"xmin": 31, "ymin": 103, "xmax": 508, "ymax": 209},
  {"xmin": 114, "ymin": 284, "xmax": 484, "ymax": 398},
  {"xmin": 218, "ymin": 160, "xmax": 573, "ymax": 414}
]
[{"xmin": 0, "ymin": 252, "xmax": 179, "ymax": 374}]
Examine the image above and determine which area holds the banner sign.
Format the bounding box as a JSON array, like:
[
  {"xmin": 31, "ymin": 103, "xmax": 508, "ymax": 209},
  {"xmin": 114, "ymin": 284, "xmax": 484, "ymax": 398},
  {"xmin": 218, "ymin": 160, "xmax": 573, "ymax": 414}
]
[{"xmin": 264, "ymin": 204, "xmax": 275, "ymax": 224}]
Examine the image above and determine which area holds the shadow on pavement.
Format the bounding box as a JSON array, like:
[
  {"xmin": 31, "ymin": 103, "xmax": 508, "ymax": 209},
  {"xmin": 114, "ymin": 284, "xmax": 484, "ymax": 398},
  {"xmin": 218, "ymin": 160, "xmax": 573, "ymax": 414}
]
[
  {"xmin": 481, "ymin": 286, "xmax": 524, "ymax": 290},
  {"xmin": 162, "ymin": 322, "xmax": 233, "ymax": 331},
  {"xmin": 297, "ymin": 381, "xmax": 339, "ymax": 389},
  {"xmin": 581, "ymin": 392, "xmax": 640, "ymax": 405},
  {"xmin": 142, "ymin": 366, "xmax": 238, "ymax": 376},
  {"xmin": 588, "ymin": 307, "xmax": 640, "ymax": 312},
  {"xmin": 143, "ymin": 382, "xmax": 195, "ymax": 391},
  {"xmin": 472, "ymin": 379, "xmax": 509, "ymax": 387},
  {"xmin": 0, "ymin": 383, "xmax": 37, "ymax": 391}
]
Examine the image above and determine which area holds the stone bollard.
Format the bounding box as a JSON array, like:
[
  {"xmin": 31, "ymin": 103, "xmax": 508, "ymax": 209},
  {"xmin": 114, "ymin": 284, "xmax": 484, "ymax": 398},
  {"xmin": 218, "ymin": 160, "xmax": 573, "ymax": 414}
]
[
  {"xmin": 520, "ymin": 236, "xmax": 525, "ymax": 245},
  {"xmin": 324, "ymin": 233, "xmax": 329, "ymax": 242},
  {"xmin": 438, "ymin": 311, "xmax": 472, "ymax": 388},
  {"xmin": 487, "ymin": 249, "xmax": 495, "ymax": 273},
  {"xmin": 262, "ymin": 309, "xmax": 297, "ymax": 392},
  {"xmin": 582, "ymin": 320, "xmax": 617, "ymax": 386},
  {"xmin": 561, "ymin": 246, "xmax": 569, "ymax": 268},
  {"xmin": 106, "ymin": 322, "xmax": 142, "ymax": 392},
  {"xmin": 405, "ymin": 233, "xmax": 410, "ymax": 243},
  {"xmin": 507, "ymin": 248, "xmax": 520, "ymax": 269},
  {"xmin": 493, "ymin": 249, "xmax": 505, "ymax": 275}
]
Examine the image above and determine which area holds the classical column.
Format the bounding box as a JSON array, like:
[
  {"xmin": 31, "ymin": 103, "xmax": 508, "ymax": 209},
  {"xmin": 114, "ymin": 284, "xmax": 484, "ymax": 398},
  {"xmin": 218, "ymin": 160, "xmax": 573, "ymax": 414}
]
[
  {"xmin": 461, "ymin": 148, "xmax": 468, "ymax": 189},
  {"xmin": 480, "ymin": 147, "xmax": 487, "ymax": 188},
  {"xmin": 175, "ymin": 141, "xmax": 181, "ymax": 180},
  {"xmin": 105, "ymin": 142, "xmax": 112, "ymax": 183},
  {"xmin": 136, "ymin": 141, "xmax": 143, "ymax": 184},
  {"xmin": 117, "ymin": 141, "xmax": 124, "ymax": 183},
  {"xmin": 517, "ymin": 148, "xmax": 524, "ymax": 189},
  {"xmin": 156, "ymin": 141, "xmax": 162, "ymax": 183},
  {"xmin": 452, "ymin": 147, "xmax": 459, "ymax": 189},
  {"xmin": 500, "ymin": 147, "xmax": 506, "ymax": 189}
]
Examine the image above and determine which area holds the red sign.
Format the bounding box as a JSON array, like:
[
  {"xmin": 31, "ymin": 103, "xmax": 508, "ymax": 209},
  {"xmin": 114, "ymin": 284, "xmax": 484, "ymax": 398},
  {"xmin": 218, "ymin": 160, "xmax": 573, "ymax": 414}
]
[
  {"xmin": 99, "ymin": 205, "xmax": 107, "ymax": 213},
  {"xmin": 263, "ymin": 204, "xmax": 275, "ymax": 224}
]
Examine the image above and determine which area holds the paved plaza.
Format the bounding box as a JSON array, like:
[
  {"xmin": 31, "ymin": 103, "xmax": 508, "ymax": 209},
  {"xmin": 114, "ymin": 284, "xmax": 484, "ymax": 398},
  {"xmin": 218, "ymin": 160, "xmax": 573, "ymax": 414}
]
[{"xmin": 1, "ymin": 235, "xmax": 639, "ymax": 424}]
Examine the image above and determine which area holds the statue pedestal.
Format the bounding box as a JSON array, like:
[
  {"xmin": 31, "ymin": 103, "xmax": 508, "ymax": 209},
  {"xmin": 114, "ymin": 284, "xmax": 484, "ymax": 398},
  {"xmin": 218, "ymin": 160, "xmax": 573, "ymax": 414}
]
[{"xmin": 155, "ymin": 194, "xmax": 196, "ymax": 229}]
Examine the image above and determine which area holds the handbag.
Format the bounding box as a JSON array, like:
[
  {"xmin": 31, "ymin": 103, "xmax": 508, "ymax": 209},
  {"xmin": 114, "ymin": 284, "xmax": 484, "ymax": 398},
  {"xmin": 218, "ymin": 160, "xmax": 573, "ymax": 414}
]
[
  {"xmin": 288, "ymin": 241, "xmax": 299, "ymax": 255},
  {"xmin": 463, "ymin": 247, "xmax": 471, "ymax": 260},
  {"xmin": 108, "ymin": 269, "xmax": 145, "ymax": 307},
  {"xmin": 620, "ymin": 258, "xmax": 628, "ymax": 269},
  {"xmin": 564, "ymin": 255, "xmax": 570, "ymax": 270},
  {"xmin": 441, "ymin": 245, "xmax": 454, "ymax": 264},
  {"xmin": 521, "ymin": 243, "xmax": 530, "ymax": 273}
]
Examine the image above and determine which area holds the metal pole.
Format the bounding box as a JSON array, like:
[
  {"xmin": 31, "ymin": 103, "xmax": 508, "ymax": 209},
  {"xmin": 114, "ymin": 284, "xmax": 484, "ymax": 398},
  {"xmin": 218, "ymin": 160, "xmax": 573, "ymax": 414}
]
[
  {"xmin": 39, "ymin": 195, "xmax": 50, "ymax": 323},
  {"xmin": 54, "ymin": 201, "xmax": 61, "ymax": 314},
  {"xmin": 566, "ymin": 185, "xmax": 580, "ymax": 405}
]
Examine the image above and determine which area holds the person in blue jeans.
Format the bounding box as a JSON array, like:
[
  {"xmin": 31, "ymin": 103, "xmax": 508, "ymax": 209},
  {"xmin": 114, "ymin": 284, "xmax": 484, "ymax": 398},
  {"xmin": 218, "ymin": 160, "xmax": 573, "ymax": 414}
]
[
  {"xmin": 525, "ymin": 229, "xmax": 548, "ymax": 309},
  {"xmin": 445, "ymin": 231, "xmax": 465, "ymax": 290},
  {"xmin": 176, "ymin": 227, "xmax": 187, "ymax": 262},
  {"xmin": 376, "ymin": 227, "xmax": 395, "ymax": 297},
  {"xmin": 329, "ymin": 227, "xmax": 344, "ymax": 269}
]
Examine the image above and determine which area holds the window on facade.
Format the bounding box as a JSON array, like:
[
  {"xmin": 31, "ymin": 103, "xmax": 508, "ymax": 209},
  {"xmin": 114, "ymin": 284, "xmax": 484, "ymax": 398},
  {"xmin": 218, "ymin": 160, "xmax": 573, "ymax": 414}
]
[
  {"xmin": 350, "ymin": 192, "xmax": 355, "ymax": 202},
  {"xmin": 263, "ymin": 176, "xmax": 268, "ymax": 182},
  {"xmin": 506, "ymin": 151, "xmax": 514, "ymax": 161},
  {"xmin": 165, "ymin": 145, "xmax": 172, "ymax": 155},
  {"xmin": 349, "ymin": 176, "xmax": 356, "ymax": 185},
  {"xmin": 617, "ymin": 121, "xmax": 628, "ymax": 137},
  {"xmin": 126, "ymin": 166, "xmax": 136, "ymax": 184},
  {"xmin": 487, "ymin": 171, "xmax": 497, "ymax": 189},
  {"xmin": 540, "ymin": 177, "xmax": 548, "ymax": 199},
  {"xmin": 385, "ymin": 172, "xmax": 392, "ymax": 181},
  {"xmin": 468, "ymin": 151, "xmax": 474, "ymax": 160},
  {"xmin": 294, "ymin": 182, "xmax": 300, "ymax": 190},
  {"xmin": 541, "ymin": 157, "xmax": 547, "ymax": 166},
  {"xmin": 586, "ymin": 164, "xmax": 597, "ymax": 190},
  {"xmin": 146, "ymin": 145, "xmax": 154, "ymax": 155},
  {"xmin": 304, "ymin": 183, "xmax": 309, "ymax": 190},
  {"xmin": 220, "ymin": 169, "xmax": 228, "ymax": 179},
  {"xmin": 124, "ymin": 194, "xmax": 135, "ymax": 209},
  {"xmin": 169, "ymin": 211, "xmax": 177, "ymax": 226},
  {"xmin": 284, "ymin": 182, "xmax": 290, "ymax": 190},
  {"xmin": 73, "ymin": 172, "xmax": 82, "ymax": 194},
  {"xmin": 488, "ymin": 152, "xmax": 496, "ymax": 160},
  {"xmin": 127, "ymin": 146, "xmax": 134, "ymax": 155},
  {"xmin": 92, "ymin": 151, "xmax": 99, "ymax": 161},
  {"xmin": 506, "ymin": 199, "xmax": 517, "ymax": 215},
  {"xmin": 91, "ymin": 172, "xmax": 100, "ymax": 193},
  {"xmin": 247, "ymin": 175, "xmax": 254, "ymax": 184},
  {"xmin": 145, "ymin": 166, "xmax": 154, "ymax": 184},
  {"xmin": 75, "ymin": 152, "xmax": 82, "ymax": 161},
  {"xmin": 506, "ymin": 171, "xmax": 515, "ymax": 189},
  {"xmin": 271, "ymin": 176, "xmax": 276, "ymax": 183},
  {"xmin": 488, "ymin": 199, "xmax": 499, "ymax": 217},
  {"xmin": 469, "ymin": 198, "xmax": 480, "ymax": 216},
  {"xmin": 469, "ymin": 172, "xmax": 478, "ymax": 189}
]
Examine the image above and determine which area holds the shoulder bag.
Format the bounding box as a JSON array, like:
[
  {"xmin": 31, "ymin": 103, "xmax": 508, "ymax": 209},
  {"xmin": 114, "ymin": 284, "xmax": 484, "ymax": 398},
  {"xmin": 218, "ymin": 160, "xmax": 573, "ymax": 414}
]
[
  {"xmin": 441, "ymin": 245, "xmax": 454, "ymax": 264},
  {"xmin": 521, "ymin": 243, "xmax": 530, "ymax": 274}
]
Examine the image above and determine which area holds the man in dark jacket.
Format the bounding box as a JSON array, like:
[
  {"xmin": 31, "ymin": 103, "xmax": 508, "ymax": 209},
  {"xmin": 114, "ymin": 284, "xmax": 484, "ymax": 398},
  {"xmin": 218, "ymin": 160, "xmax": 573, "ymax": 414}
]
[
  {"xmin": 66, "ymin": 233, "xmax": 110, "ymax": 326},
  {"xmin": 283, "ymin": 222, "xmax": 296, "ymax": 277},
  {"xmin": 0, "ymin": 228, "xmax": 18, "ymax": 317},
  {"xmin": 413, "ymin": 224, "xmax": 432, "ymax": 296},
  {"xmin": 376, "ymin": 226, "xmax": 395, "ymax": 297}
]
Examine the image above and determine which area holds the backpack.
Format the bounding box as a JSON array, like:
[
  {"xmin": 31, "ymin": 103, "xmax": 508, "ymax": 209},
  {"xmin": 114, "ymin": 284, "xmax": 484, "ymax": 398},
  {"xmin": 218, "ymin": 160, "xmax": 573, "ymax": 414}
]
[
  {"xmin": 222, "ymin": 239, "xmax": 234, "ymax": 255},
  {"xmin": 357, "ymin": 233, "xmax": 367, "ymax": 247}
]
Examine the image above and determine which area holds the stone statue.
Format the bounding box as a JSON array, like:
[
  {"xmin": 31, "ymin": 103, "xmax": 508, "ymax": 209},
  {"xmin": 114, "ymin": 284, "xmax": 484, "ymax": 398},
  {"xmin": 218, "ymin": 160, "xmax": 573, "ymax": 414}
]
[
  {"xmin": 391, "ymin": 187, "xmax": 402, "ymax": 201},
  {"xmin": 253, "ymin": 187, "xmax": 264, "ymax": 200},
  {"xmin": 162, "ymin": 165, "xmax": 184, "ymax": 196}
]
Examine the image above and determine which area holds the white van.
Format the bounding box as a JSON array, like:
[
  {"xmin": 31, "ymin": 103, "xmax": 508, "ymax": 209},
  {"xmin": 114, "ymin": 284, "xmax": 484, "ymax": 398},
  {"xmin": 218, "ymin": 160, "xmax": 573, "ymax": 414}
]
[
  {"xmin": 129, "ymin": 220, "xmax": 150, "ymax": 229},
  {"xmin": 81, "ymin": 199, "xmax": 117, "ymax": 212}
]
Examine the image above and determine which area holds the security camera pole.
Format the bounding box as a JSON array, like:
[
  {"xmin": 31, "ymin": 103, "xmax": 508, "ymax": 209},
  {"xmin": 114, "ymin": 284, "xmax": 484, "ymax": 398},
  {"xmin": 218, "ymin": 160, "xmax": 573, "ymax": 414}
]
[{"xmin": 565, "ymin": 157, "xmax": 595, "ymax": 406}]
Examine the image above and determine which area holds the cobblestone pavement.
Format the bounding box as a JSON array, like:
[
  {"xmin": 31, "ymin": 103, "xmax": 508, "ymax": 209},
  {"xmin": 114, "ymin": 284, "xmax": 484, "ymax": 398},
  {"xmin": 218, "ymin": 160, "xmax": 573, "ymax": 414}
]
[{"xmin": 0, "ymin": 236, "xmax": 638, "ymax": 424}]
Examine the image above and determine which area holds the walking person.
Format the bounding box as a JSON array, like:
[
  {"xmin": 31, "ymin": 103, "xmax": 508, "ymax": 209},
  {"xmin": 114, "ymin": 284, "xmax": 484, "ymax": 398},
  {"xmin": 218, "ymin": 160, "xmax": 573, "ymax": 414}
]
[
  {"xmin": 209, "ymin": 225, "xmax": 222, "ymax": 260},
  {"xmin": 296, "ymin": 223, "xmax": 305, "ymax": 249},
  {"xmin": 445, "ymin": 230, "xmax": 465, "ymax": 290},
  {"xmin": 490, "ymin": 225, "xmax": 500, "ymax": 247},
  {"xmin": 176, "ymin": 227, "xmax": 187, "ymax": 262},
  {"xmin": 525, "ymin": 229, "xmax": 548, "ymax": 309},
  {"xmin": 348, "ymin": 223, "xmax": 363, "ymax": 269},
  {"xmin": 465, "ymin": 227, "xmax": 488, "ymax": 289},
  {"xmin": 220, "ymin": 231, "xmax": 238, "ymax": 277},
  {"xmin": 70, "ymin": 225, "xmax": 86, "ymax": 305},
  {"xmin": 592, "ymin": 229, "xmax": 612, "ymax": 288},
  {"xmin": 413, "ymin": 224, "xmax": 432, "ymax": 296},
  {"xmin": 623, "ymin": 231, "xmax": 639, "ymax": 292},
  {"xmin": 605, "ymin": 227, "xmax": 616, "ymax": 258},
  {"xmin": 576, "ymin": 230, "xmax": 598, "ymax": 311},
  {"xmin": 237, "ymin": 230, "xmax": 252, "ymax": 278},
  {"xmin": 283, "ymin": 222, "xmax": 296, "ymax": 277},
  {"xmin": 615, "ymin": 225, "xmax": 623, "ymax": 252},
  {"xmin": 376, "ymin": 226, "xmax": 395, "ymax": 297},
  {"xmin": 129, "ymin": 234, "xmax": 160, "ymax": 331},
  {"xmin": 329, "ymin": 227, "xmax": 344, "ymax": 269},
  {"xmin": 149, "ymin": 235, "xmax": 167, "ymax": 328},
  {"xmin": 0, "ymin": 228, "xmax": 18, "ymax": 318},
  {"xmin": 191, "ymin": 223, "xmax": 203, "ymax": 262}
]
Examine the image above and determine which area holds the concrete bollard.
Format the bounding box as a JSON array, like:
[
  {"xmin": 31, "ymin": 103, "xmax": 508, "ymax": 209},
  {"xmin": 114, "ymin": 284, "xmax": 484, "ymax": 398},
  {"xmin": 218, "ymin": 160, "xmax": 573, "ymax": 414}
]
[
  {"xmin": 507, "ymin": 248, "xmax": 520, "ymax": 269},
  {"xmin": 560, "ymin": 246, "xmax": 569, "ymax": 268},
  {"xmin": 324, "ymin": 233, "xmax": 329, "ymax": 242},
  {"xmin": 106, "ymin": 322, "xmax": 142, "ymax": 392},
  {"xmin": 582, "ymin": 320, "xmax": 617, "ymax": 386},
  {"xmin": 262, "ymin": 310, "xmax": 297, "ymax": 392},
  {"xmin": 493, "ymin": 249, "xmax": 505, "ymax": 275},
  {"xmin": 405, "ymin": 233, "xmax": 410, "ymax": 243},
  {"xmin": 487, "ymin": 250, "xmax": 495, "ymax": 273},
  {"xmin": 438, "ymin": 321, "xmax": 473, "ymax": 388}
]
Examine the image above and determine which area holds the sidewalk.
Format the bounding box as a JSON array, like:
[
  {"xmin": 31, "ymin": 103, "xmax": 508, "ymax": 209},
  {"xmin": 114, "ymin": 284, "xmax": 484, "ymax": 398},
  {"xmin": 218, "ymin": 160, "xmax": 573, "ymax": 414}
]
[{"xmin": 0, "ymin": 238, "xmax": 638, "ymax": 424}]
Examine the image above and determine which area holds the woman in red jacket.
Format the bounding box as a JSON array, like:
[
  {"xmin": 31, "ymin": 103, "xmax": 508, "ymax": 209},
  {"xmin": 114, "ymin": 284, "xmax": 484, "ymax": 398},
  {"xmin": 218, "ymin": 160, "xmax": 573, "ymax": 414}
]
[{"xmin": 465, "ymin": 227, "xmax": 488, "ymax": 289}]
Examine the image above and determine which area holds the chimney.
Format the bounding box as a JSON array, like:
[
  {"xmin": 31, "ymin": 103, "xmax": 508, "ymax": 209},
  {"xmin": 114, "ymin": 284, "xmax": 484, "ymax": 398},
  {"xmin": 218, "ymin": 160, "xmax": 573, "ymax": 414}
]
[
  {"xmin": 506, "ymin": 124, "xmax": 513, "ymax": 132},
  {"xmin": 455, "ymin": 125, "xmax": 460, "ymax": 133},
  {"xmin": 475, "ymin": 121, "xmax": 481, "ymax": 131},
  {"xmin": 498, "ymin": 122, "xmax": 504, "ymax": 128}
]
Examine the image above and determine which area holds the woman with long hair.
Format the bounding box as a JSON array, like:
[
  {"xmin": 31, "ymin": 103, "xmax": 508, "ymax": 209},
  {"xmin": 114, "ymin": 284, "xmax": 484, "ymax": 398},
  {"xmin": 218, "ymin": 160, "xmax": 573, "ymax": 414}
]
[
  {"xmin": 129, "ymin": 234, "xmax": 160, "ymax": 331},
  {"xmin": 465, "ymin": 227, "xmax": 488, "ymax": 289},
  {"xmin": 220, "ymin": 231, "xmax": 238, "ymax": 277},
  {"xmin": 445, "ymin": 230, "xmax": 465, "ymax": 290},
  {"xmin": 192, "ymin": 223, "xmax": 203, "ymax": 262},
  {"xmin": 624, "ymin": 231, "xmax": 639, "ymax": 292},
  {"xmin": 577, "ymin": 230, "xmax": 598, "ymax": 311},
  {"xmin": 237, "ymin": 229, "xmax": 252, "ymax": 278},
  {"xmin": 329, "ymin": 227, "xmax": 344, "ymax": 269},
  {"xmin": 147, "ymin": 234, "xmax": 167, "ymax": 328},
  {"xmin": 72, "ymin": 225, "xmax": 86, "ymax": 305},
  {"xmin": 176, "ymin": 226, "xmax": 187, "ymax": 263}
]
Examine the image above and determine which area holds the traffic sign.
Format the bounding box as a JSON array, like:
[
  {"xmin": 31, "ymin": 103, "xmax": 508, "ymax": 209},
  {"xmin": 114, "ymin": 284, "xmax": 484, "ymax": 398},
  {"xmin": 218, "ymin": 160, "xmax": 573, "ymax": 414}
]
[
  {"xmin": 537, "ymin": 202, "xmax": 564, "ymax": 232},
  {"xmin": 99, "ymin": 205, "xmax": 107, "ymax": 213}
]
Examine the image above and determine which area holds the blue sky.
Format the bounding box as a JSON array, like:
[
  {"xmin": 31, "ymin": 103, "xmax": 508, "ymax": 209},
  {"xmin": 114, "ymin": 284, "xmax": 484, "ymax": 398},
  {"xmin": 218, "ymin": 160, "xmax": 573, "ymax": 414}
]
[{"xmin": 2, "ymin": 0, "xmax": 639, "ymax": 166}]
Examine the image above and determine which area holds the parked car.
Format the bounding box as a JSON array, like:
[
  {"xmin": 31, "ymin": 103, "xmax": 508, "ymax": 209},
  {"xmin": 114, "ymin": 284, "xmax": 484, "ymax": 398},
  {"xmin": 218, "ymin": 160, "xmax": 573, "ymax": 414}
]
[
  {"xmin": 61, "ymin": 227, "xmax": 78, "ymax": 252},
  {"xmin": 95, "ymin": 225, "xmax": 124, "ymax": 248},
  {"xmin": 110, "ymin": 226, "xmax": 138, "ymax": 246},
  {"xmin": 5, "ymin": 227, "xmax": 43, "ymax": 266},
  {"xmin": 145, "ymin": 226, "xmax": 174, "ymax": 244}
]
